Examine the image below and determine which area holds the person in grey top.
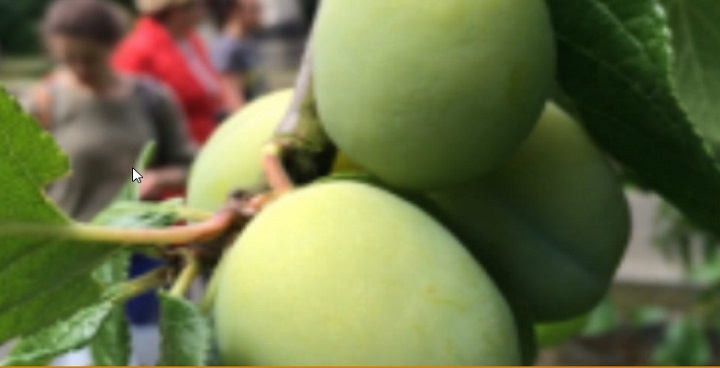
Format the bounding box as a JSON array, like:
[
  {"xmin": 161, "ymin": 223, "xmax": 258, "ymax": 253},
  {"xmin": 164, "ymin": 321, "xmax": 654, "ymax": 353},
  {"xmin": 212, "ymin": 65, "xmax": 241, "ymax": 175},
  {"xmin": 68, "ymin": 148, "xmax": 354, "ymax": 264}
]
[
  {"xmin": 22, "ymin": 1, "xmax": 196, "ymax": 364},
  {"xmin": 207, "ymin": 0, "xmax": 267, "ymax": 116},
  {"xmin": 26, "ymin": 0, "xmax": 196, "ymax": 222}
]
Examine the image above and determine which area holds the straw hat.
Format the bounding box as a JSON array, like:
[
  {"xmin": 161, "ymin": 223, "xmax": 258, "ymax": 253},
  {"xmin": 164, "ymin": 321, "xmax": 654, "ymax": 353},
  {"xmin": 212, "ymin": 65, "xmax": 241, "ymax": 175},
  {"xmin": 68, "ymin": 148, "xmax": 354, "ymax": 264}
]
[{"xmin": 135, "ymin": 0, "xmax": 197, "ymax": 14}]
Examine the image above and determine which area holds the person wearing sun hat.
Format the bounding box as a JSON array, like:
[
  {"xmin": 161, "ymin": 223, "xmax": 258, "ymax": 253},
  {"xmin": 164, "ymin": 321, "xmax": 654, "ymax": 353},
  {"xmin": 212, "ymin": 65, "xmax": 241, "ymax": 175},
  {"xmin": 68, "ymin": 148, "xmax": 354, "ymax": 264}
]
[
  {"xmin": 113, "ymin": 0, "xmax": 222, "ymax": 146},
  {"xmin": 135, "ymin": 0, "xmax": 198, "ymax": 14}
]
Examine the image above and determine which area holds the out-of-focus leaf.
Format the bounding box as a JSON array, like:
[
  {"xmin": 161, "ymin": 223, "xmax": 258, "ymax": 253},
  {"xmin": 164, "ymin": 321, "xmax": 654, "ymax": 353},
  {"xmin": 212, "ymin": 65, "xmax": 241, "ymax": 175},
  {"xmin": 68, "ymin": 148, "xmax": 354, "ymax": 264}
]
[
  {"xmin": 663, "ymin": 0, "xmax": 720, "ymax": 148},
  {"xmin": 89, "ymin": 306, "xmax": 130, "ymax": 366},
  {"xmin": 546, "ymin": 0, "xmax": 720, "ymax": 234},
  {"xmin": 582, "ymin": 298, "xmax": 620, "ymax": 336},
  {"xmin": 93, "ymin": 200, "xmax": 184, "ymax": 231},
  {"xmin": 90, "ymin": 252, "xmax": 131, "ymax": 366},
  {"xmin": 689, "ymin": 252, "xmax": 720, "ymax": 286},
  {"xmin": 630, "ymin": 306, "xmax": 668, "ymax": 327},
  {"xmin": 2, "ymin": 302, "xmax": 113, "ymax": 366},
  {"xmin": 651, "ymin": 316, "xmax": 712, "ymax": 365},
  {"xmin": 0, "ymin": 88, "xmax": 116, "ymax": 344},
  {"xmin": 157, "ymin": 293, "xmax": 211, "ymax": 366},
  {"xmin": 112, "ymin": 142, "xmax": 156, "ymax": 202},
  {"xmin": 535, "ymin": 314, "xmax": 590, "ymax": 348},
  {"xmin": 90, "ymin": 142, "xmax": 163, "ymax": 366}
]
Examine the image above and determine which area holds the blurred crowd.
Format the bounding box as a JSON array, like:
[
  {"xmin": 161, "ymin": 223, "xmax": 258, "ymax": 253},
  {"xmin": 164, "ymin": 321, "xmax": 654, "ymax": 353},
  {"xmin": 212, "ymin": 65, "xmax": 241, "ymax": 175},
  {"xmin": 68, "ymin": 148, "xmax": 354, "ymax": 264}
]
[{"xmin": 11, "ymin": 0, "xmax": 314, "ymax": 364}]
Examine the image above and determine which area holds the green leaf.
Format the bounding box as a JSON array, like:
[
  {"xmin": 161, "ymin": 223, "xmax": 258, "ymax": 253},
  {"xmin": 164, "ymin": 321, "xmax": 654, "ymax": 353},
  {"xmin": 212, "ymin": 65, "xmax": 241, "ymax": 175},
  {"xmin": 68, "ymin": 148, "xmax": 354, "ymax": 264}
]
[
  {"xmin": 630, "ymin": 306, "xmax": 668, "ymax": 327},
  {"xmin": 113, "ymin": 142, "xmax": 156, "ymax": 203},
  {"xmin": 93, "ymin": 200, "xmax": 184, "ymax": 231},
  {"xmin": 688, "ymin": 252, "xmax": 720, "ymax": 286},
  {"xmin": 535, "ymin": 314, "xmax": 590, "ymax": 348},
  {"xmin": 2, "ymin": 301, "xmax": 114, "ymax": 366},
  {"xmin": 89, "ymin": 252, "xmax": 131, "ymax": 366},
  {"xmin": 157, "ymin": 293, "xmax": 211, "ymax": 366},
  {"xmin": 0, "ymin": 88, "xmax": 117, "ymax": 344},
  {"xmin": 92, "ymin": 252, "xmax": 131, "ymax": 288},
  {"xmin": 651, "ymin": 316, "xmax": 712, "ymax": 365},
  {"xmin": 204, "ymin": 316, "xmax": 222, "ymax": 366},
  {"xmin": 90, "ymin": 305, "xmax": 130, "ymax": 366},
  {"xmin": 92, "ymin": 141, "xmax": 180, "ymax": 233},
  {"xmin": 89, "ymin": 143, "xmax": 160, "ymax": 366},
  {"xmin": 663, "ymin": 0, "xmax": 720, "ymax": 148},
  {"xmin": 546, "ymin": 0, "xmax": 720, "ymax": 234},
  {"xmin": 582, "ymin": 298, "xmax": 620, "ymax": 336}
]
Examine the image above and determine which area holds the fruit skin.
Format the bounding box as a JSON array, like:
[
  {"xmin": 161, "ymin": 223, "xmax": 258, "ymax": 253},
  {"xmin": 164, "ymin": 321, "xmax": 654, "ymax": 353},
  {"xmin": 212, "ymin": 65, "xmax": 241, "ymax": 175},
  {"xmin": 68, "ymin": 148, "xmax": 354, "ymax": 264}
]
[
  {"xmin": 187, "ymin": 89, "xmax": 293, "ymax": 212},
  {"xmin": 427, "ymin": 103, "xmax": 630, "ymax": 322},
  {"xmin": 331, "ymin": 152, "xmax": 365, "ymax": 173},
  {"xmin": 214, "ymin": 181, "xmax": 521, "ymax": 365},
  {"xmin": 314, "ymin": 0, "xmax": 555, "ymax": 190}
]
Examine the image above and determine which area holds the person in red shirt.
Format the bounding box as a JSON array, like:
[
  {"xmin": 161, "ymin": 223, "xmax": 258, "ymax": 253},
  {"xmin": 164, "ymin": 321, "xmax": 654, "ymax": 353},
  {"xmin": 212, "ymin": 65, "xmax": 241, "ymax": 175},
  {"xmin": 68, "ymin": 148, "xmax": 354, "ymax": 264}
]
[
  {"xmin": 113, "ymin": 0, "xmax": 221, "ymax": 145},
  {"xmin": 113, "ymin": 2, "xmax": 220, "ymax": 341}
]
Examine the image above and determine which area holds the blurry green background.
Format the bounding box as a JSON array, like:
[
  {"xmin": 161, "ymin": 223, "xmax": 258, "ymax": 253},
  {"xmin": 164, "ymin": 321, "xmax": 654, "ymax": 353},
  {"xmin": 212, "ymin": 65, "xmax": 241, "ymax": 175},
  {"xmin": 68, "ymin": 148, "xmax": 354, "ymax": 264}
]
[{"xmin": 0, "ymin": 0, "xmax": 134, "ymax": 55}]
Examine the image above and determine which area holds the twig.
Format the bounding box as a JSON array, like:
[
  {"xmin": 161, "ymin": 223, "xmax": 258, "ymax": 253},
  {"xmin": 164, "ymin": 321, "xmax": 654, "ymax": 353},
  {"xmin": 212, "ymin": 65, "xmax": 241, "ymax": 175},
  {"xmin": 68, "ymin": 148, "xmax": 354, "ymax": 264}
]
[
  {"xmin": 169, "ymin": 249, "xmax": 200, "ymax": 297},
  {"xmin": 0, "ymin": 208, "xmax": 238, "ymax": 246},
  {"xmin": 262, "ymin": 142, "xmax": 295, "ymax": 194},
  {"xmin": 111, "ymin": 267, "xmax": 170, "ymax": 303}
]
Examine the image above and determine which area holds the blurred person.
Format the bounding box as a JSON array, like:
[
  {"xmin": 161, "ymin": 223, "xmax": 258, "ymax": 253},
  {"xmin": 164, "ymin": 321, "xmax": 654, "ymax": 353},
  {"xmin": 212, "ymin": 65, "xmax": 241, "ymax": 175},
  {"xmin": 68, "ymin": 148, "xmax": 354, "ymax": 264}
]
[
  {"xmin": 25, "ymin": 0, "xmax": 196, "ymax": 364},
  {"xmin": 113, "ymin": 0, "xmax": 222, "ymax": 145},
  {"xmin": 28, "ymin": 0, "xmax": 194, "ymax": 222},
  {"xmin": 207, "ymin": 0, "xmax": 267, "ymax": 115},
  {"xmin": 112, "ymin": 3, "xmax": 222, "ymax": 358}
]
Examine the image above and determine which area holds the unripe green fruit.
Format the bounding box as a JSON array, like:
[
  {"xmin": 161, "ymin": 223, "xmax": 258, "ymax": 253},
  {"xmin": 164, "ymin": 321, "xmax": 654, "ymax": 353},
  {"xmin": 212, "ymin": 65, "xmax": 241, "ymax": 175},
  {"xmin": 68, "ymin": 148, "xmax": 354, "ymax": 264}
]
[
  {"xmin": 187, "ymin": 90, "xmax": 293, "ymax": 212},
  {"xmin": 427, "ymin": 103, "xmax": 630, "ymax": 322},
  {"xmin": 314, "ymin": 0, "xmax": 555, "ymax": 190},
  {"xmin": 331, "ymin": 152, "xmax": 365, "ymax": 173},
  {"xmin": 214, "ymin": 182, "xmax": 521, "ymax": 365}
]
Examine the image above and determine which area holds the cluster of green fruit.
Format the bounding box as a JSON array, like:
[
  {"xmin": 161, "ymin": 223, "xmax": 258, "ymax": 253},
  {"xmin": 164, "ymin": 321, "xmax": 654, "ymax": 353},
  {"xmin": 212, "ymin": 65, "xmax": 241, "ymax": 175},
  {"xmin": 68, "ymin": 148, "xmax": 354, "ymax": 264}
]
[{"xmin": 187, "ymin": 0, "xmax": 630, "ymax": 365}]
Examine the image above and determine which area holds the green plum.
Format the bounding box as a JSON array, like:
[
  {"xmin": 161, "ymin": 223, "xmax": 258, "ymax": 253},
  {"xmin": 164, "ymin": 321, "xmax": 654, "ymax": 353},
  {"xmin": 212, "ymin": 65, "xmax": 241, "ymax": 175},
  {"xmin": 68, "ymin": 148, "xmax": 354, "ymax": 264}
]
[
  {"xmin": 214, "ymin": 181, "xmax": 521, "ymax": 365},
  {"xmin": 427, "ymin": 103, "xmax": 630, "ymax": 322},
  {"xmin": 187, "ymin": 89, "xmax": 293, "ymax": 212},
  {"xmin": 314, "ymin": 0, "xmax": 555, "ymax": 190}
]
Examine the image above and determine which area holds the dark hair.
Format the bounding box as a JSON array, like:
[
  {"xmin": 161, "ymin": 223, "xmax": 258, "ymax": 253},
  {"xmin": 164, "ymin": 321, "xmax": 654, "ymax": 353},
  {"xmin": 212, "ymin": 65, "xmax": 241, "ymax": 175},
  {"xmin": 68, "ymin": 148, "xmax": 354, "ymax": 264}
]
[
  {"xmin": 42, "ymin": 0, "xmax": 126, "ymax": 45},
  {"xmin": 205, "ymin": 0, "xmax": 241, "ymax": 28}
]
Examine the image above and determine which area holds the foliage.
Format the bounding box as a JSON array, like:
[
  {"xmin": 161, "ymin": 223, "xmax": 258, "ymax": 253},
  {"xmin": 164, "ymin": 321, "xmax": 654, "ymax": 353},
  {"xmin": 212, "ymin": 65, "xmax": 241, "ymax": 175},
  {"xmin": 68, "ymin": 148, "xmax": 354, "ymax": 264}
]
[
  {"xmin": 0, "ymin": 88, "xmax": 115, "ymax": 344},
  {"xmin": 662, "ymin": 0, "xmax": 720, "ymax": 151},
  {"xmin": 547, "ymin": 0, "xmax": 720, "ymax": 234},
  {"xmin": 0, "ymin": 0, "xmax": 135, "ymax": 55},
  {"xmin": 157, "ymin": 293, "xmax": 212, "ymax": 366}
]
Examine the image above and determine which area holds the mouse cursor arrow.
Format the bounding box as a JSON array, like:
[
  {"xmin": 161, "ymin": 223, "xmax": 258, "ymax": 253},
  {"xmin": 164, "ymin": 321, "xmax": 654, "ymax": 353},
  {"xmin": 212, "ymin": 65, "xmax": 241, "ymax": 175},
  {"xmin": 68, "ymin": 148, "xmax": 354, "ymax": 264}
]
[{"xmin": 132, "ymin": 168, "xmax": 143, "ymax": 184}]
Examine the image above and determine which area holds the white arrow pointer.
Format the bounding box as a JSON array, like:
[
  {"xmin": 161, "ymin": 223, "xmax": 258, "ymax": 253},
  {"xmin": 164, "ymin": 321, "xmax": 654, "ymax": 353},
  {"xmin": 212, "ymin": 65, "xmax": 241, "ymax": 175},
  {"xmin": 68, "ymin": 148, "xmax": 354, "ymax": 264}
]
[{"xmin": 132, "ymin": 168, "xmax": 144, "ymax": 184}]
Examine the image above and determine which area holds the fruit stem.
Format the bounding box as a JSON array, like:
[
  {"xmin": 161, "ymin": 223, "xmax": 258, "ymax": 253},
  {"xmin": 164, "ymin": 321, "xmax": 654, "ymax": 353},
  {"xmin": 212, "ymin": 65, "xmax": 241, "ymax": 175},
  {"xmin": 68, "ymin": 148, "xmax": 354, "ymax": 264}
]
[
  {"xmin": 173, "ymin": 206, "xmax": 215, "ymax": 222},
  {"xmin": 267, "ymin": 37, "xmax": 337, "ymax": 186},
  {"xmin": 198, "ymin": 261, "xmax": 222, "ymax": 315},
  {"xmin": 262, "ymin": 141, "xmax": 295, "ymax": 195},
  {"xmin": 169, "ymin": 249, "xmax": 200, "ymax": 297},
  {"xmin": 275, "ymin": 38, "xmax": 314, "ymax": 137},
  {"xmin": 0, "ymin": 208, "xmax": 238, "ymax": 246},
  {"xmin": 111, "ymin": 267, "xmax": 170, "ymax": 303}
]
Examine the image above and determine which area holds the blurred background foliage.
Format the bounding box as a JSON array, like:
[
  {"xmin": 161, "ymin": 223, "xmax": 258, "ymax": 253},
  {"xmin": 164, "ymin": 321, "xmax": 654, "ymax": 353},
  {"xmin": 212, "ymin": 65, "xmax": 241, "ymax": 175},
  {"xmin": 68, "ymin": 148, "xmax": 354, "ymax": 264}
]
[{"xmin": 0, "ymin": 0, "xmax": 134, "ymax": 55}]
